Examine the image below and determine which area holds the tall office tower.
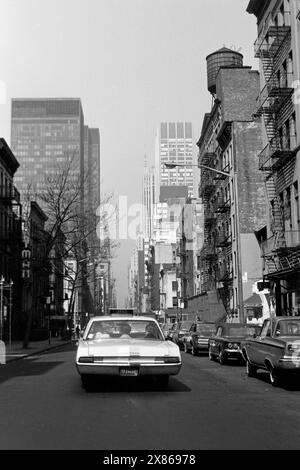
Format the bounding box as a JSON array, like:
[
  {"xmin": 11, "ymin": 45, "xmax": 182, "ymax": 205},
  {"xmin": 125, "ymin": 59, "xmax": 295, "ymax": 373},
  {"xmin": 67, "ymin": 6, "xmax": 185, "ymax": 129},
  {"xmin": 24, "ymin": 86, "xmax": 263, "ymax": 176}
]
[
  {"xmin": 84, "ymin": 126, "xmax": 101, "ymax": 313},
  {"xmin": 11, "ymin": 99, "xmax": 85, "ymax": 204},
  {"xmin": 84, "ymin": 126, "xmax": 100, "ymax": 212},
  {"xmin": 142, "ymin": 156, "xmax": 156, "ymax": 239},
  {"xmin": 10, "ymin": 98, "xmax": 98, "ymax": 319},
  {"xmin": 155, "ymin": 122, "xmax": 197, "ymax": 200}
]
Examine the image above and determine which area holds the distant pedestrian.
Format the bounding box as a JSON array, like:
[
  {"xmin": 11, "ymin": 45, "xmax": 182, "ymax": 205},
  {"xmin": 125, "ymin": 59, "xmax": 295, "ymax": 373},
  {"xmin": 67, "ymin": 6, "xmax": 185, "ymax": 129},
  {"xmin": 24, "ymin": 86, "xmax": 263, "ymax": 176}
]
[{"xmin": 75, "ymin": 325, "xmax": 80, "ymax": 339}]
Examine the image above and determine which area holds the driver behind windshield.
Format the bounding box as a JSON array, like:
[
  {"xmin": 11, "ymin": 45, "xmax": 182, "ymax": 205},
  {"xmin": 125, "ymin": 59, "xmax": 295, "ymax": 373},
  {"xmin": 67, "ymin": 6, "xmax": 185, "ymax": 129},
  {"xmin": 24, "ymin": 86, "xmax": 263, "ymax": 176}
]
[{"xmin": 144, "ymin": 323, "xmax": 159, "ymax": 339}]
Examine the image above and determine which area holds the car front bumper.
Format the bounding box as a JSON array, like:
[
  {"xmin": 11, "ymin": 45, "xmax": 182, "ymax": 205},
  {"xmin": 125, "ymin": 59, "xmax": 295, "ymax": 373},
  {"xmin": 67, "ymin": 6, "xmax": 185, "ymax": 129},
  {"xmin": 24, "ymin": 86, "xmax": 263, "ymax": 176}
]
[
  {"xmin": 223, "ymin": 348, "xmax": 243, "ymax": 359},
  {"xmin": 76, "ymin": 362, "xmax": 182, "ymax": 376},
  {"xmin": 277, "ymin": 357, "xmax": 300, "ymax": 372}
]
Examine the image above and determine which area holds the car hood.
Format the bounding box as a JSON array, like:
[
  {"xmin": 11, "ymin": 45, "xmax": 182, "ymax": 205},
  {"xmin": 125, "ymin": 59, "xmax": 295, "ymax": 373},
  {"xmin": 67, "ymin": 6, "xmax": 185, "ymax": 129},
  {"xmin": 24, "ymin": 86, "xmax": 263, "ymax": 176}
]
[
  {"xmin": 274, "ymin": 336, "xmax": 300, "ymax": 344},
  {"xmin": 81, "ymin": 339, "xmax": 179, "ymax": 357},
  {"xmin": 218, "ymin": 336, "xmax": 246, "ymax": 342}
]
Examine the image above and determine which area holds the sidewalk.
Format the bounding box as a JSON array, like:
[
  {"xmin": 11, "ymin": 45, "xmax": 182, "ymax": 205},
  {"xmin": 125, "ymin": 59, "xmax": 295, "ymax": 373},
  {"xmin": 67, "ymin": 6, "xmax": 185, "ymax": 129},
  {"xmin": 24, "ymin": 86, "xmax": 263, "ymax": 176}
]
[{"xmin": 0, "ymin": 337, "xmax": 74, "ymax": 364}]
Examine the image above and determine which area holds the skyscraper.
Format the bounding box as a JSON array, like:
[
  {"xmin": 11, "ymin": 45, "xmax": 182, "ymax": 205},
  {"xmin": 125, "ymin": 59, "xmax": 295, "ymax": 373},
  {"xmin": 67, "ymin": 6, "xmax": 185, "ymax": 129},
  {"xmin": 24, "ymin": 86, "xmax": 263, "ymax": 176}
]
[
  {"xmin": 11, "ymin": 98, "xmax": 85, "ymax": 202},
  {"xmin": 11, "ymin": 98, "xmax": 102, "ymax": 318},
  {"xmin": 155, "ymin": 122, "xmax": 197, "ymax": 200},
  {"xmin": 84, "ymin": 126, "xmax": 100, "ymax": 212},
  {"xmin": 142, "ymin": 156, "xmax": 156, "ymax": 240}
]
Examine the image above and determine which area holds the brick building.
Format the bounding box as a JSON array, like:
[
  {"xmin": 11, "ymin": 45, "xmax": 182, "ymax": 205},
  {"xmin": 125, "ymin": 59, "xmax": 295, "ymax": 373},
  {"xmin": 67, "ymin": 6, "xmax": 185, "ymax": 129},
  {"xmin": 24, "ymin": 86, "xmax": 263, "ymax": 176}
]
[
  {"xmin": 0, "ymin": 138, "xmax": 22, "ymax": 340},
  {"xmin": 247, "ymin": 0, "xmax": 300, "ymax": 316},
  {"xmin": 197, "ymin": 48, "xmax": 267, "ymax": 323}
]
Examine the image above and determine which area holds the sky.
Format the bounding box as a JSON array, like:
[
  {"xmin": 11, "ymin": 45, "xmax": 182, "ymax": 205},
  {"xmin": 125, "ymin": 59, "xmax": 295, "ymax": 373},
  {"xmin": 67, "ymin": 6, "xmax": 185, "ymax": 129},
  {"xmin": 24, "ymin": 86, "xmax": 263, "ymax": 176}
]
[{"xmin": 0, "ymin": 0, "xmax": 258, "ymax": 306}]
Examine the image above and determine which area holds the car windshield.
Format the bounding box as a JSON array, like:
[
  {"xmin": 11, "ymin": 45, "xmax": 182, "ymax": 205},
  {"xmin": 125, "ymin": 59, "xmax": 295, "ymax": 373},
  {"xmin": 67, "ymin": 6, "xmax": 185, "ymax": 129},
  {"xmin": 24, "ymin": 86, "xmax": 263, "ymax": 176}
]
[
  {"xmin": 224, "ymin": 325, "xmax": 259, "ymax": 337},
  {"xmin": 196, "ymin": 324, "xmax": 216, "ymax": 335},
  {"xmin": 86, "ymin": 320, "xmax": 164, "ymax": 341},
  {"xmin": 276, "ymin": 319, "xmax": 300, "ymax": 336}
]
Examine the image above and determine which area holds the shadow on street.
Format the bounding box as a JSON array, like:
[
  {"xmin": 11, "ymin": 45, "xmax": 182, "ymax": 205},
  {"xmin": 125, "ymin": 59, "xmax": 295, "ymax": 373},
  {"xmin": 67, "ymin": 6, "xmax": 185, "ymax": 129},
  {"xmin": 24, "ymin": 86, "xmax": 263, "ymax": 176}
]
[
  {"xmin": 247, "ymin": 370, "xmax": 300, "ymax": 391},
  {"xmin": 0, "ymin": 357, "xmax": 65, "ymax": 385},
  {"xmin": 78, "ymin": 375, "xmax": 191, "ymax": 394}
]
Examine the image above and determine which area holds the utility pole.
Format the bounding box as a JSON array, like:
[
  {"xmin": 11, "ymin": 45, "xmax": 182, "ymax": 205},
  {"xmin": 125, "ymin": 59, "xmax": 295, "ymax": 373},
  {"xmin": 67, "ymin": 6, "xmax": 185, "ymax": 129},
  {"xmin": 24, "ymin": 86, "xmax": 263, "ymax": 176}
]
[
  {"xmin": 0, "ymin": 276, "xmax": 4, "ymax": 342},
  {"xmin": 9, "ymin": 280, "xmax": 13, "ymax": 348}
]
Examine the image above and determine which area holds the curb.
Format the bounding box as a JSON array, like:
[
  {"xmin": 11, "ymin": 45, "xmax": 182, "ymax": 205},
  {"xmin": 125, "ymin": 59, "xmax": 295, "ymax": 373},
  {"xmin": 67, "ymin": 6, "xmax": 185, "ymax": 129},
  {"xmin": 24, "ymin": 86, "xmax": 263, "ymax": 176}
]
[{"xmin": 3, "ymin": 340, "xmax": 74, "ymax": 364}]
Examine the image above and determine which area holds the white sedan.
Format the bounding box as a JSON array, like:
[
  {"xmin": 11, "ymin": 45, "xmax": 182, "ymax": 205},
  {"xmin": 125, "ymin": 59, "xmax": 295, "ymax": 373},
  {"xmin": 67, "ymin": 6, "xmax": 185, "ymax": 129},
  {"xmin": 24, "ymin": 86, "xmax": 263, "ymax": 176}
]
[{"xmin": 75, "ymin": 316, "xmax": 182, "ymax": 389}]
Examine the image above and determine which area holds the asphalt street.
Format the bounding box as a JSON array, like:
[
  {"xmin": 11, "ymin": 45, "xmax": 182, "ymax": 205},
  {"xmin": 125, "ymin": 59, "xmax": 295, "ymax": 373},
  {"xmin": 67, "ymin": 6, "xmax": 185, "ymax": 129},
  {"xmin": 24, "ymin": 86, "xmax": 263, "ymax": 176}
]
[{"xmin": 0, "ymin": 344, "xmax": 300, "ymax": 450}]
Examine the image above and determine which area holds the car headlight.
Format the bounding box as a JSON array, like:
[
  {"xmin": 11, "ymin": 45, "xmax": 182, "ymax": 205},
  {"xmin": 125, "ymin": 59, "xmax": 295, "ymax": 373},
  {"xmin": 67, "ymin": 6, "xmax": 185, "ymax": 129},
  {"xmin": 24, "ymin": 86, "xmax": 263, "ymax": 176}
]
[
  {"xmin": 78, "ymin": 356, "xmax": 94, "ymax": 363},
  {"xmin": 233, "ymin": 343, "xmax": 240, "ymax": 349},
  {"xmin": 227, "ymin": 343, "xmax": 233, "ymax": 349},
  {"xmin": 210, "ymin": 340, "xmax": 216, "ymax": 347},
  {"xmin": 287, "ymin": 344, "xmax": 300, "ymax": 354}
]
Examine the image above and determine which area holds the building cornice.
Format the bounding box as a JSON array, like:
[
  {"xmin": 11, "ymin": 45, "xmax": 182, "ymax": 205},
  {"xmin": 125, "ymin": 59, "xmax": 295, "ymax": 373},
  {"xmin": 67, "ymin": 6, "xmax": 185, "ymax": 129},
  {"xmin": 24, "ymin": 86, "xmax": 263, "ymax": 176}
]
[
  {"xmin": 246, "ymin": 0, "xmax": 269, "ymax": 18},
  {"xmin": 0, "ymin": 138, "xmax": 19, "ymax": 175}
]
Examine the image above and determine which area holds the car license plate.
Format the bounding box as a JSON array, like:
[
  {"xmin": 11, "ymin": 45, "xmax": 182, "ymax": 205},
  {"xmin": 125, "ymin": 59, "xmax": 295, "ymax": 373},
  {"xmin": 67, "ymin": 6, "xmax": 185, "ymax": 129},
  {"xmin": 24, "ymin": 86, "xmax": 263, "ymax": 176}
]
[{"xmin": 119, "ymin": 368, "xmax": 139, "ymax": 377}]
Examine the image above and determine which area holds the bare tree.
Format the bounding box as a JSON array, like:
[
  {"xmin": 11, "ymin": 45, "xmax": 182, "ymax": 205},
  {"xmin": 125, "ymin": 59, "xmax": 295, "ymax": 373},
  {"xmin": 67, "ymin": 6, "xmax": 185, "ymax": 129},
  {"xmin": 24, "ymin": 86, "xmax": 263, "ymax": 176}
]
[{"xmin": 21, "ymin": 154, "xmax": 118, "ymax": 347}]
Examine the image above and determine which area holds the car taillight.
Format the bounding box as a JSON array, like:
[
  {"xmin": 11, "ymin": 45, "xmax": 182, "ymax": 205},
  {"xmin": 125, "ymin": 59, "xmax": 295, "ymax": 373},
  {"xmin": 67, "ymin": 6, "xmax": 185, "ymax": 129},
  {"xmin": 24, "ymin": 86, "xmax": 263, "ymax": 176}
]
[
  {"xmin": 164, "ymin": 357, "xmax": 180, "ymax": 364},
  {"xmin": 78, "ymin": 356, "xmax": 94, "ymax": 363}
]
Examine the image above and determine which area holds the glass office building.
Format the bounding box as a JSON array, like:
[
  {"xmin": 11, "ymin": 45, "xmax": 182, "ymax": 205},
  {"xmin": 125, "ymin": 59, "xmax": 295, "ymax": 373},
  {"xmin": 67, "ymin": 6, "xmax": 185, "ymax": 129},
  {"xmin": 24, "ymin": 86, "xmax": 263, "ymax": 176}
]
[
  {"xmin": 155, "ymin": 122, "xmax": 197, "ymax": 199},
  {"xmin": 11, "ymin": 98, "xmax": 85, "ymax": 203}
]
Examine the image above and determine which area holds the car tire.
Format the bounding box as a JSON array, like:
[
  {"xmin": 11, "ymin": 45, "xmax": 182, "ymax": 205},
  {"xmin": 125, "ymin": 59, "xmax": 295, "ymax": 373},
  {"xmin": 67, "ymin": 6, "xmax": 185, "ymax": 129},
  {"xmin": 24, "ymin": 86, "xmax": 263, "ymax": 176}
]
[
  {"xmin": 269, "ymin": 367, "xmax": 281, "ymax": 387},
  {"xmin": 246, "ymin": 360, "xmax": 257, "ymax": 378},
  {"xmin": 218, "ymin": 350, "xmax": 227, "ymax": 365}
]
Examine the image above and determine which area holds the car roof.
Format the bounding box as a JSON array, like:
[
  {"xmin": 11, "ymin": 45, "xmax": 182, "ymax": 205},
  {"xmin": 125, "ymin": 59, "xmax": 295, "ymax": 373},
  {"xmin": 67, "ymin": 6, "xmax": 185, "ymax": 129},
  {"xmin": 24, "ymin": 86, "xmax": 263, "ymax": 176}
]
[{"xmin": 89, "ymin": 316, "xmax": 158, "ymax": 322}]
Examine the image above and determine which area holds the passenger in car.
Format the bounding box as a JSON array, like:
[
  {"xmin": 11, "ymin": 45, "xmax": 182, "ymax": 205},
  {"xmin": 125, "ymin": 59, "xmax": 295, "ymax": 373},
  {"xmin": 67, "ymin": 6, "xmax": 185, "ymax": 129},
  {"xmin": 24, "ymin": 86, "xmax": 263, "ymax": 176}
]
[
  {"xmin": 144, "ymin": 323, "xmax": 159, "ymax": 339},
  {"xmin": 94, "ymin": 323, "xmax": 111, "ymax": 339},
  {"xmin": 119, "ymin": 323, "xmax": 132, "ymax": 338}
]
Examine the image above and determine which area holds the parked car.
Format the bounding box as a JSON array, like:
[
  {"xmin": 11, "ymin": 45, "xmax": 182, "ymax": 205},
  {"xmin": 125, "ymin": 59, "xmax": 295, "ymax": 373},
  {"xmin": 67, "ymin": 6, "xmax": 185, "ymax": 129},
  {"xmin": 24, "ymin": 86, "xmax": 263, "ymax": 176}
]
[
  {"xmin": 183, "ymin": 322, "xmax": 216, "ymax": 355},
  {"xmin": 241, "ymin": 316, "xmax": 300, "ymax": 386},
  {"xmin": 171, "ymin": 321, "xmax": 194, "ymax": 350},
  {"xmin": 209, "ymin": 323, "xmax": 261, "ymax": 365},
  {"xmin": 162, "ymin": 322, "xmax": 175, "ymax": 339},
  {"xmin": 75, "ymin": 316, "xmax": 182, "ymax": 390}
]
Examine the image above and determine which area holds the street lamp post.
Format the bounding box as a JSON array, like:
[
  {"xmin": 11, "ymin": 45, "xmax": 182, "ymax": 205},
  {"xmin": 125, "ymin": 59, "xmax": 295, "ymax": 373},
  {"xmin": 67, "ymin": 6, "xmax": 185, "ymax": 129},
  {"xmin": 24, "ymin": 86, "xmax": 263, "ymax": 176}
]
[
  {"xmin": 164, "ymin": 162, "xmax": 245, "ymax": 323},
  {"xmin": 0, "ymin": 276, "xmax": 4, "ymax": 342},
  {"xmin": 46, "ymin": 296, "xmax": 51, "ymax": 345},
  {"xmin": 9, "ymin": 280, "xmax": 13, "ymax": 348}
]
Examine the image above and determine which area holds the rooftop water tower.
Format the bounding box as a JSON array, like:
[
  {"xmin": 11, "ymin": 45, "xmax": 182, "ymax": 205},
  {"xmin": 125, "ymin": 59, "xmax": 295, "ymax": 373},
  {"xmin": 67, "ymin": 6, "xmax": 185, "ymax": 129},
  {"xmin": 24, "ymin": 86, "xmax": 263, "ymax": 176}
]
[{"xmin": 206, "ymin": 47, "xmax": 244, "ymax": 95}]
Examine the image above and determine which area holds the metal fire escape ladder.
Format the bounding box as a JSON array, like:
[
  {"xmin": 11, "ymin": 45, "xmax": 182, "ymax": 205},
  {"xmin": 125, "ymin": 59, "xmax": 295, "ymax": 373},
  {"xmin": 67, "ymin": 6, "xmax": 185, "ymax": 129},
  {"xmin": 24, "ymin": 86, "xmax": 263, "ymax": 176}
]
[{"xmin": 265, "ymin": 175, "xmax": 284, "ymax": 235}]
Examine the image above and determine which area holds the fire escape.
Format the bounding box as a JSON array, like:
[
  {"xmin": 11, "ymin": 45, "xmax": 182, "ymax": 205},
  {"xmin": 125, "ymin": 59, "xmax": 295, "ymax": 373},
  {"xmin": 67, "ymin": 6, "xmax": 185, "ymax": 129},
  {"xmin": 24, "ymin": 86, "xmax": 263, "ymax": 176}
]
[
  {"xmin": 199, "ymin": 149, "xmax": 232, "ymax": 312},
  {"xmin": 254, "ymin": 10, "xmax": 300, "ymax": 279},
  {"xmin": 199, "ymin": 151, "xmax": 217, "ymax": 293}
]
